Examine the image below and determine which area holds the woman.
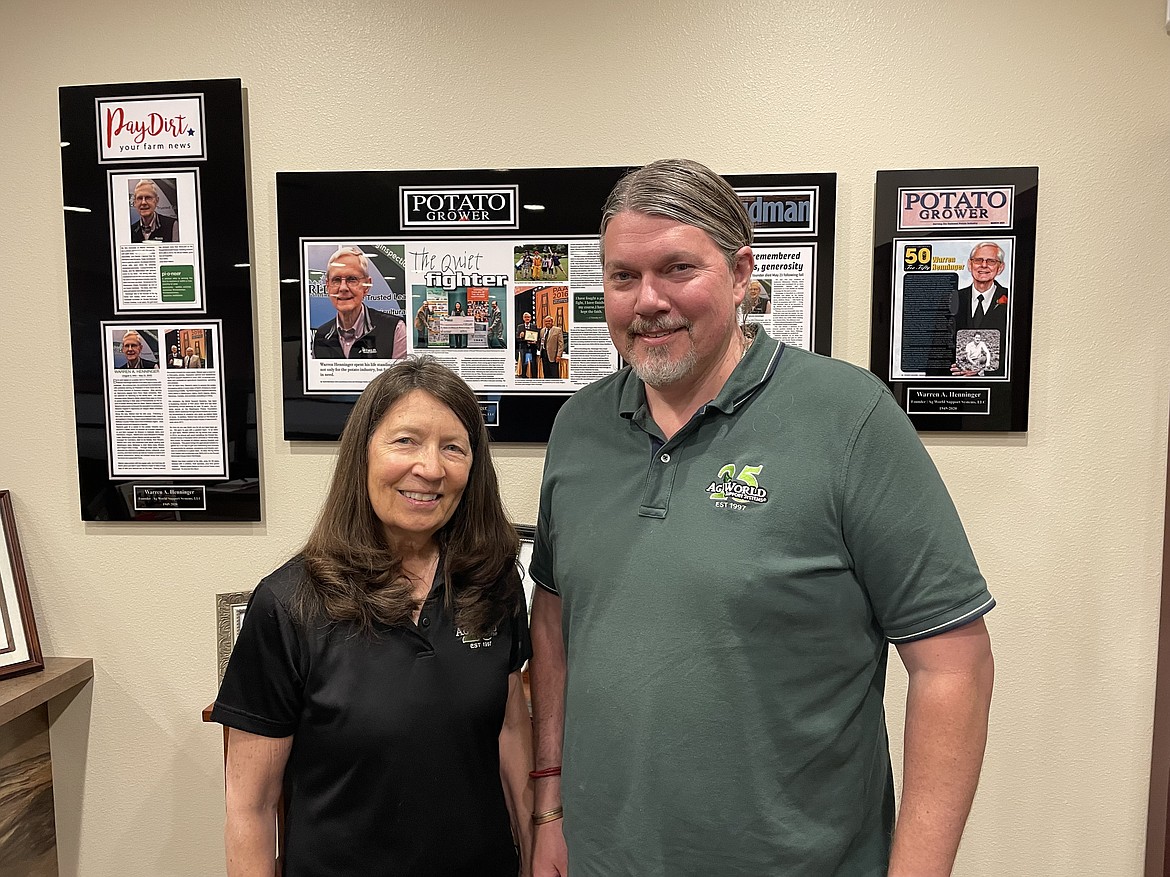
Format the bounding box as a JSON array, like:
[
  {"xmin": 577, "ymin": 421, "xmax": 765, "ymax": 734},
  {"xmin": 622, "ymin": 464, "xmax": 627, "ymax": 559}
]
[
  {"xmin": 213, "ymin": 357, "xmax": 532, "ymax": 876},
  {"xmin": 451, "ymin": 301, "xmax": 466, "ymax": 349}
]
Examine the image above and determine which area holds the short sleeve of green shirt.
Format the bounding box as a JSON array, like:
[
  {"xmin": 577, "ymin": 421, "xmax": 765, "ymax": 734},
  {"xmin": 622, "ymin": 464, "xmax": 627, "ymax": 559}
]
[
  {"xmin": 842, "ymin": 387, "xmax": 993, "ymax": 642},
  {"xmin": 530, "ymin": 431, "xmax": 562, "ymax": 597}
]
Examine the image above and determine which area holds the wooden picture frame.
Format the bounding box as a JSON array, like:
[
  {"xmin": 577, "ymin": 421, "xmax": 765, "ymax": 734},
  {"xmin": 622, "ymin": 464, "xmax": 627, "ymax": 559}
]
[
  {"xmin": 216, "ymin": 590, "xmax": 252, "ymax": 686},
  {"xmin": 0, "ymin": 491, "xmax": 44, "ymax": 679},
  {"xmin": 516, "ymin": 524, "xmax": 535, "ymax": 613}
]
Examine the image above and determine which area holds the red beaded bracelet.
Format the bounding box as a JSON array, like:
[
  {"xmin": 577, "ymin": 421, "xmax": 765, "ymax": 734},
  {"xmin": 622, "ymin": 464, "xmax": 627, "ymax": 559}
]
[{"xmin": 529, "ymin": 765, "xmax": 562, "ymax": 778}]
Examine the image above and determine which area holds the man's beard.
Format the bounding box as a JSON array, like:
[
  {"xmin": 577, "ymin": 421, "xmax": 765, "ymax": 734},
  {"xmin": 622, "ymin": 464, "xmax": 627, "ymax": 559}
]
[{"xmin": 623, "ymin": 318, "xmax": 696, "ymax": 388}]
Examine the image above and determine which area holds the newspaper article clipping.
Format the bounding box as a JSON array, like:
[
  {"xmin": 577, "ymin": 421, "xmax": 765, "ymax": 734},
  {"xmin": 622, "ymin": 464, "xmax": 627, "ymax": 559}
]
[
  {"xmin": 302, "ymin": 238, "xmax": 619, "ymax": 396},
  {"xmin": 102, "ymin": 322, "xmax": 227, "ymax": 478},
  {"xmin": 108, "ymin": 169, "xmax": 205, "ymax": 312}
]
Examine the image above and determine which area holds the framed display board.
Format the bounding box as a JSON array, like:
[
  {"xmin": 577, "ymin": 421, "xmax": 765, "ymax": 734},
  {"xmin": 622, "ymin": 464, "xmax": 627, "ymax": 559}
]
[
  {"xmin": 59, "ymin": 78, "xmax": 261, "ymax": 520},
  {"xmin": 869, "ymin": 167, "xmax": 1038, "ymax": 432},
  {"xmin": 277, "ymin": 167, "xmax": 837, "ymax": 442}
]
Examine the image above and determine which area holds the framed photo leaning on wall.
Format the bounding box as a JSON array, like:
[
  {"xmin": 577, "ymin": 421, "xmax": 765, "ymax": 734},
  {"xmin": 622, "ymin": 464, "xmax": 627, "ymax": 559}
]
[
  {"xmin": 216, "ymin": 590, "xmax": 252, "ymax": 686},
  {"xmin": 0, "ymin": 491, "xmax": 44, "ymax": 680}
]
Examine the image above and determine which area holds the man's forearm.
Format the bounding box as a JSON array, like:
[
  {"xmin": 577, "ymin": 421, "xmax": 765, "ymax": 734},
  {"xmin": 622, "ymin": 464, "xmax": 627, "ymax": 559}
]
[
  {"xmin": 530, "ymin": 588, "xmax": 570, "ymax": 876},
  {"xmin": 530, "ymin": 588, "xmax": 566, "ymax": 812},
  {"xmin": 890, "ymin": 629, "xmax": 994, "ymax": 875}
]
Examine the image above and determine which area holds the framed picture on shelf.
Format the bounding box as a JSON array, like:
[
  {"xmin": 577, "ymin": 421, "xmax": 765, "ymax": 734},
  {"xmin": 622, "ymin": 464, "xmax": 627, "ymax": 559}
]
[
  {"xmin": 216, "ymin": 590, "xmax": 252, "ymax": 686},
  {"xmin": 0, "ymin": 491, "xmax": 44, "ymax": 680}
]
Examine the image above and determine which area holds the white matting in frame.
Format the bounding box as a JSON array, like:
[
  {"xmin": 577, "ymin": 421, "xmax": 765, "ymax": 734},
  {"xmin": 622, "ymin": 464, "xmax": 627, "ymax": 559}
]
[{"xmin": 108, "ymin": 168, "xmax": 206, "ymax": 313}]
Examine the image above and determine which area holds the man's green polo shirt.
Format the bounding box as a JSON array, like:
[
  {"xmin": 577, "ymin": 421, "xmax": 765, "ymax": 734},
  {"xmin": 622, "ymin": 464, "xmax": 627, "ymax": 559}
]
[{"xmin": 530, "ymin": 330, "xmax": 993, "ymax": 877}]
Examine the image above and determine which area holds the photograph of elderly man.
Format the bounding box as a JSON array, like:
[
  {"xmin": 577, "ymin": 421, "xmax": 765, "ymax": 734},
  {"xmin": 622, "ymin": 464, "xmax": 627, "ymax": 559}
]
[
  {"xmin": 129, "ymin": 179, "xmax": 179, "ymax": 243},
  {"xmin": 953, "ymin": 241, "xmax": 1010, "ymax": 376},
  {"xmin": 311, "ymin": 246, "xmax": 408, "ymax": 360},
  {"xmin": 115, "ymin": 330, "xmax": 159, "ymax": 369}
]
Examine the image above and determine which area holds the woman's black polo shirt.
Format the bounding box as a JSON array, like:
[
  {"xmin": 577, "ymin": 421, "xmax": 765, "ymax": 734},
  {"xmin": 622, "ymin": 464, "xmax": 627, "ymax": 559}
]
[{"xmin": 212, "ymin": 557, "xmax": 530, "ymax": 876}]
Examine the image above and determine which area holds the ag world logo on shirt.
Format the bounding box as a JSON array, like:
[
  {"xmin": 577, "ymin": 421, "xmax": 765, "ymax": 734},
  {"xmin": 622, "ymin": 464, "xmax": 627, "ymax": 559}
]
[
  {"xmin": 706, "ymin": 463, "xmax": 769, "ymax": 510},
  {"xmin": 455, "ymin": 626, "xmax": 497, "ymax": 650}
]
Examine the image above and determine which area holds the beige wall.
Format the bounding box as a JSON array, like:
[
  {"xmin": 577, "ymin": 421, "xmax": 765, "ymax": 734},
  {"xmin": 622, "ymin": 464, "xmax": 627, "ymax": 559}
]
[{"xmin": 3, "ymin": 0, "xmax": 1168, "ymax": 873}]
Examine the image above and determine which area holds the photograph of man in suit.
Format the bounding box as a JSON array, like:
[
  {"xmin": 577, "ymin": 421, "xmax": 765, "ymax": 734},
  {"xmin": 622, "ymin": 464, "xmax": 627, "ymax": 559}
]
[
  {"xmin": 116, "ymin": 331, "xmax": 158, "ymax": 369},
  {"xmin": 311, "ymin": 246, "xmax": 407, "ymax": 360},
  {"xmin": 516, "ymin": 312, "xmax": 539, "ymax": 377},
  {"xmin": 953, "ymin": 242, "xmax": 1009, "ymax": 376},
  {"xmin": 957, "ymin": 242, "xmax": 1008, "ymax": 336},
  {"xmin": 184, "ymin": 347, "xmax": 202, "ymax": 369},
  {"xmin": 487, "ymin": 301, "xmax": 505, "ymax": 349},
  {"xmin": 129, "ymin": 180, "xmax": 178, "ymax": 243},
  {"xmin": 538, "ymin": 315, "xmax": 565, "ymax": 379}
]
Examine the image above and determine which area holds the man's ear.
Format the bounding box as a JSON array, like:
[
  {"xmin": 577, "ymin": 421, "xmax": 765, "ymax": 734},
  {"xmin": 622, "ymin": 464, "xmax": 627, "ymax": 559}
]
[{"xmin": 731, "ymin": 246, "xmax": 755, "ymax": 307}]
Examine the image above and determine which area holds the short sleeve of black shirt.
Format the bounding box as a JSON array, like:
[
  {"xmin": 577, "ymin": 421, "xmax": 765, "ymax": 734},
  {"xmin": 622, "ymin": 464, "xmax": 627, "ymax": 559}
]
[{"xmin": 211, "ymin": 560, "xmax": 307, "ymax": 737}]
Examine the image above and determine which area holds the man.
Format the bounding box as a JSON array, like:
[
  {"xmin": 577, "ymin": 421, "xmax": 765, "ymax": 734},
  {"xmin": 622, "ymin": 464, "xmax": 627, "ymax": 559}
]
[
  {"xmin": 963, "ymin": 332, "xmax": 992, "ymax": 375},
  {"xmin": 537, "ymin": 315, "xmax": 565, "ymax": 379},
  {"xmin": 487, "ymin": 301, "xmax": 505, "ymax": 349},
  {"xmin": 956, "ymin": 242, "xmax": 1009, "ymax": 336},
  {"xmin": 168, "ymin": 345, "xmax": 184, "ymax": 369},
  {"xmin": 311, "ymin": 246, "xmax": 407, "ymax": 360},
  {"xmin": 184, "ymin": 347, "xmax": 202, "ymax": 369},
  {"xmin": 952, "ymin": 243, "xmax": 1008, "ymax": 377},
  {"xmin": 529, "ymin": 159, "xmax": 994, "ymax": 877},
  {"xmin": 415, "ymin": 301, "xmax": 432, "ymax": 348},
  {"xmin": 747, "ymin": 277, "xmax": 771, "ymax": 314},
  {"xmin": 516, "ymin": 312, "xmax": 539, "ymax": 377},
  {"xmin": 129, "ymin": 180, "xmax": 178, "ymax": 243},
  {"xmin": 116, "ymin": 330, "xmax": 158, "ymax": 369}
]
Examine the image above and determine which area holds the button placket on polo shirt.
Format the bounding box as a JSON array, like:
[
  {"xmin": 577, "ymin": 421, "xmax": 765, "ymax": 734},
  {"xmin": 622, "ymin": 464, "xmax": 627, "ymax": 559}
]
[
  {"xmin": 409, "ymin": 592, "xmax": 439, "ymax": 657},
  {"xmin": 638, "ymin": 444, "xmax": 678, "ymax": 519},
  {"xmin": 636, "ymin": 412, "xmax": 708, "ymax": 519}
]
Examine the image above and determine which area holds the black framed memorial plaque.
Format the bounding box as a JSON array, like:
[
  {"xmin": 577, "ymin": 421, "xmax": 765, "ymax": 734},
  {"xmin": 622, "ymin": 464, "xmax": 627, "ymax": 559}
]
[
  {"xmin": 869, "ymin": 167, "xmax": 1037, "ymax": 432},
  {"xmin": 59, "ymin": 78, "xmax": 261, "ymax": 520},
  {"xmin": 277, "ymin": 167, "xmax": 836, "ymax": 442}
]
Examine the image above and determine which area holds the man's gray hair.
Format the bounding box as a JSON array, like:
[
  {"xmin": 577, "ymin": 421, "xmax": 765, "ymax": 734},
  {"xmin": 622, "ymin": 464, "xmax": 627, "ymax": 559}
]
[
  {"xmin": 133, "ymin": 179, "xmax": 161, "ymax": 199},
  {"xmin": 327, "ymin": 245, "xmax": 371, "ymax": 276},
  {"xmin": 968, "ymin": 242, "xmax": 1005, "ymax": 262},
  {"xmin": 599, "ymin": 159, "xmax": 753, "ymax": 269},
  {"xmin": 121, "ymin": 330, "xmax": 143, "ymax": 346}
]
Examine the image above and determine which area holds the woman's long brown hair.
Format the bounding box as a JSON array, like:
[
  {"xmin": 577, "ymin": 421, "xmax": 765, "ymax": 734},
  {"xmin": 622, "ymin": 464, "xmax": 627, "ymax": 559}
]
[{"xmin": 292, "ymin": 357, "xmax": 521, "ymax": 636}]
